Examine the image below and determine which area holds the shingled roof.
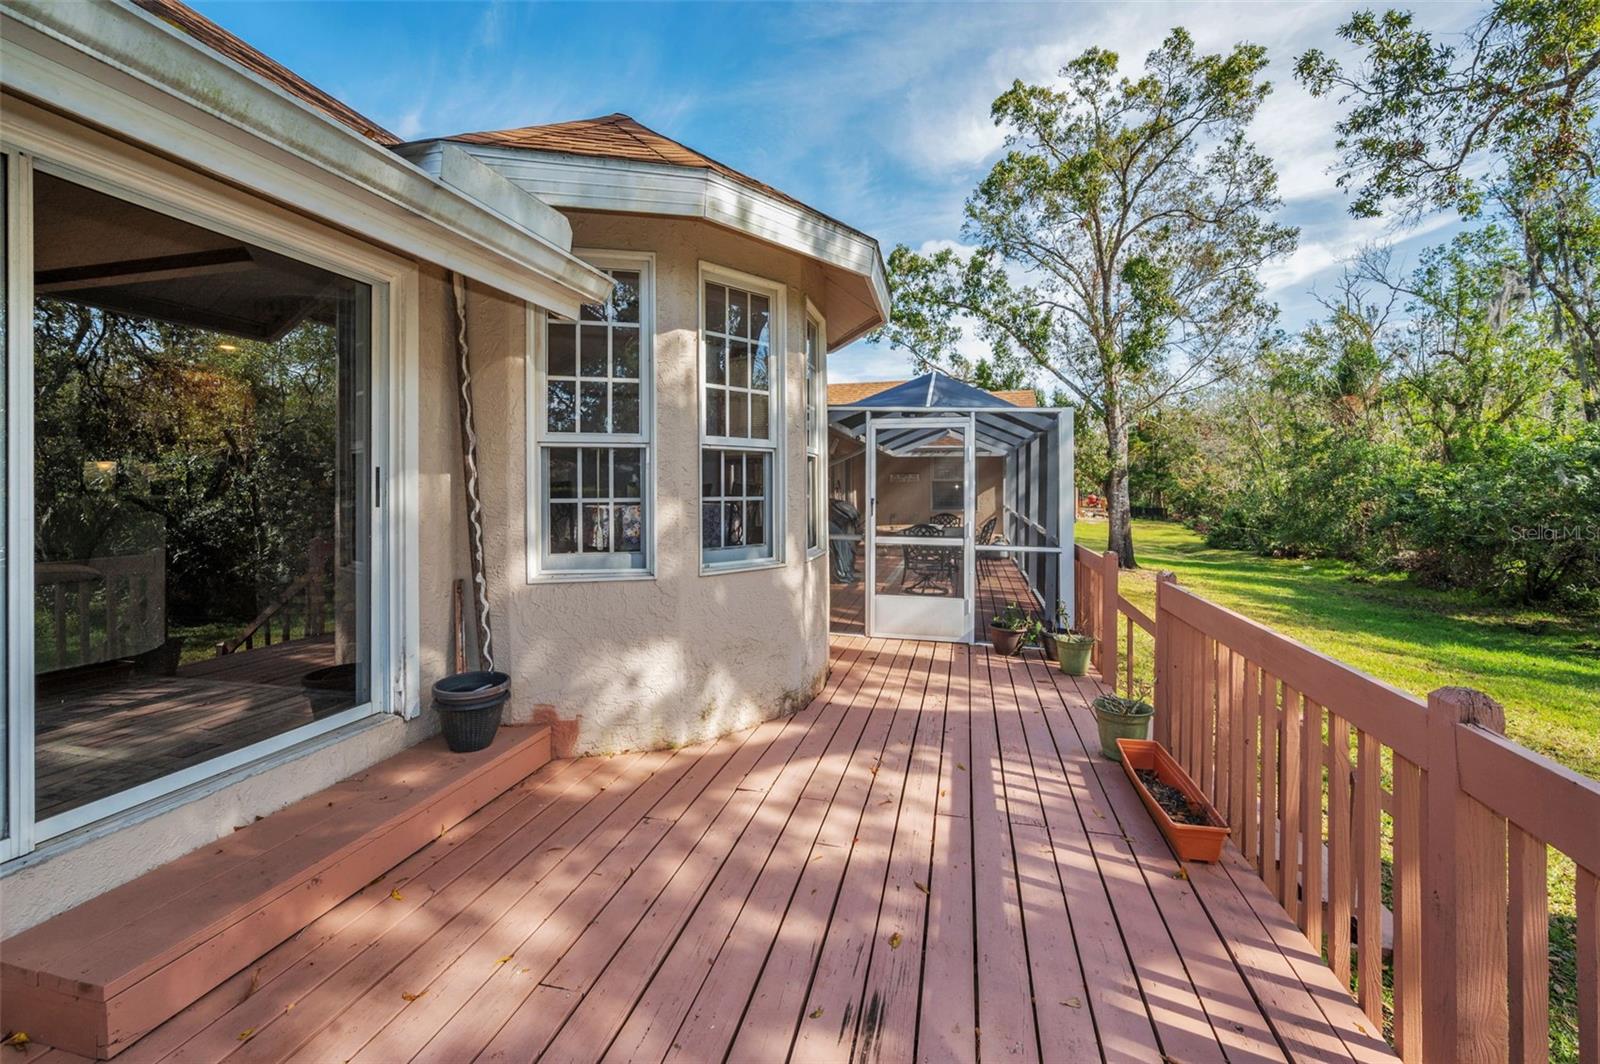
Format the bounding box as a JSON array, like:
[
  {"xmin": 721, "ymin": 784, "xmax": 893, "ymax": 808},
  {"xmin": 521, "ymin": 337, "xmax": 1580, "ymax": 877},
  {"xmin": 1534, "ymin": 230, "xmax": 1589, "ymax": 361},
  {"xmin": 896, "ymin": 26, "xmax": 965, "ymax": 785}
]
[
  {"xmin": 131, "ymin": 0, "xmax": 400, "ymax": 145},
  {"xmin": 828, "ymin": 379, "xmax": 1039, "ymax": 408},
  {"xmin": 441, "ymin": 114, "xmax": 866, "ymax": 238}
]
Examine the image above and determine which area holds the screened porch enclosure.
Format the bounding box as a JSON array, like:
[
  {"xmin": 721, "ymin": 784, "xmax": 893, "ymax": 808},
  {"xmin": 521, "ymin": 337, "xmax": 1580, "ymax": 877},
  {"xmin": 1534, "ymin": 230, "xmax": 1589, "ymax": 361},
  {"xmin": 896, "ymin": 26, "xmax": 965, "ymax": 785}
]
[{"xmin": 827, "ymin": 373, "xmax": 1073, "ymax": 644}]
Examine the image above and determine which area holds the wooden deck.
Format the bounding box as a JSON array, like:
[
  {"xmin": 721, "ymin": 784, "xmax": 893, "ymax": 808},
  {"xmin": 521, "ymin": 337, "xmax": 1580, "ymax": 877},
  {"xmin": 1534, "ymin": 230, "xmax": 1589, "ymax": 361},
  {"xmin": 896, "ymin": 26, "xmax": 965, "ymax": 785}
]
[
  {"xmin": 27, "ymin": 637, "xmax": 1393, "ymax": 1063},
  {"xmin": 35, "ymin": 638, "xmax": 343, "ymax": 819}
]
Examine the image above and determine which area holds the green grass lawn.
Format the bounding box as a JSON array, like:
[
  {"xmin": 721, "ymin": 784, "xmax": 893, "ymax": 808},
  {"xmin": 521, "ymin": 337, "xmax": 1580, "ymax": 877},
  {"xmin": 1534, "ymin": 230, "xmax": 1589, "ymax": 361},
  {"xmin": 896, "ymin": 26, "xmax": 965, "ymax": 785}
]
[
  {"xmin": 1076, "ymin": 517, "xmax": 1597, "ymax": 1061},
  {"xmin": 1076, "ymin": 518, "xmax": 1600, "ymax": 781}
]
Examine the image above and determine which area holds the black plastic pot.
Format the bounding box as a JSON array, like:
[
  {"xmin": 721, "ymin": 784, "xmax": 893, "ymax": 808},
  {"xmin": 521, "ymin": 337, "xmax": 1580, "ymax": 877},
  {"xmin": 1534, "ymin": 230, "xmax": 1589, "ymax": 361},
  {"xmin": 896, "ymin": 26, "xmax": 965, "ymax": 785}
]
[{"xmin": 432, "ymin": 670, "xmax": 510, "ymax": 753}]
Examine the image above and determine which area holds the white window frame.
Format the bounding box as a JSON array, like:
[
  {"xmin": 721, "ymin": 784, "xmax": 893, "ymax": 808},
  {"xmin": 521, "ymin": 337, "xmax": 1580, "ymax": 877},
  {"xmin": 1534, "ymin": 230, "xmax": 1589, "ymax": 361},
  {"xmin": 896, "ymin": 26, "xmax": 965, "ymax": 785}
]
[
  {"xmin": 526, "ymin": 250, "xmax": 656, "ymax": 581},
  {"xmin": 804, "ymin": 303, "xmax": 828, "ymax": 561},
  {"xmin": 1, "ymin": 109, "xmax": 420, "ymax": 862},
  {"xmin": 698, "ymin": 262, "xmax": 786, "ymax": 573}
]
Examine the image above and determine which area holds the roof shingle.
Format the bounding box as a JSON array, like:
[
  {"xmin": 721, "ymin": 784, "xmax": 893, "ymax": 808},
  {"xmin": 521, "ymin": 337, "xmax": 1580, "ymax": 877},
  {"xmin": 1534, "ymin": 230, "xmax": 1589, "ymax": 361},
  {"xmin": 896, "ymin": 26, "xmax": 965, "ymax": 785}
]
[
  {"xmin": 440, "ymin": 114, "xmax": 866, "ymax": 239},
  {"xmin": 131, "ymin": 0, "xmax": 400, "ymax": 145}
]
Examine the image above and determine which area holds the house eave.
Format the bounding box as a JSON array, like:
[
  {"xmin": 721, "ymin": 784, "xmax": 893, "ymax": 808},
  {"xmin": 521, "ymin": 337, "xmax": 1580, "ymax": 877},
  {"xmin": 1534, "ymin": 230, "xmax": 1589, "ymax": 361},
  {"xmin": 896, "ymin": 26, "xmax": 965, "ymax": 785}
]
[
  {"xmin": 400, "ymin": 141, "xmax": 891, "ymax": 348},
  {"xmin": 0, "ymin": 0, "xmax": 614, "ymax": 314}
]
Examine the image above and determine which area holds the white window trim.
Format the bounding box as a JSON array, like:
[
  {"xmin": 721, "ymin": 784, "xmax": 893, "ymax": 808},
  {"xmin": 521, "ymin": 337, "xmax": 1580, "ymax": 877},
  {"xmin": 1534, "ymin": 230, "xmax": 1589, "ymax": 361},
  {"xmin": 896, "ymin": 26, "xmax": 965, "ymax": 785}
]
[
  {"xmin": 698, "ymin": 261, "xmax": 786, "ymax": 574},
  {"xmin": 526, "ymin": 250, "xmax": 657, "ymax": 583},
  {"xmin": 1, "ymin": 110, "xmax": 420, "ymax": 862},
  {"xmin": 805, "ymin": 301, "xmax": 828, "ymax": 561}
]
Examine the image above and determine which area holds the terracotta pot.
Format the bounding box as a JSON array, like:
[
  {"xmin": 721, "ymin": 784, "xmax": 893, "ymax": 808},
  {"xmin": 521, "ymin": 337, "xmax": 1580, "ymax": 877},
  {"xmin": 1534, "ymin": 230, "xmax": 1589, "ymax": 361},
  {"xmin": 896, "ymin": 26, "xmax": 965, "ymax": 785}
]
[
  {"xmin": 989, "ymin": 624, "xmax": 1025, "ymax": 656},
  {"xmin": 1117, "ymin": 738, "xmax": 1230, "ymax": 862}
]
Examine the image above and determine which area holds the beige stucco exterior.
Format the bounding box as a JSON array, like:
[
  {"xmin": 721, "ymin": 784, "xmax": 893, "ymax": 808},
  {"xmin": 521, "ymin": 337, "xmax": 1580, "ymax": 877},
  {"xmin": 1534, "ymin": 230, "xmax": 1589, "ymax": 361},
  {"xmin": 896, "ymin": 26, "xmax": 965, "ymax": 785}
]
[{"xmin": 427, "ymin": 211, "xmax": 834, "ymax": 756}]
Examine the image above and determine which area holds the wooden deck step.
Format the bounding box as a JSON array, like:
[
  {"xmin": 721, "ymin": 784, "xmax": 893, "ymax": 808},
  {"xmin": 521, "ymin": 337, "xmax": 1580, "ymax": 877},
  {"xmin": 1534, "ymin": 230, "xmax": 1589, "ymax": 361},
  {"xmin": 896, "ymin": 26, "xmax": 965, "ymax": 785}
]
[{"xmin": 0, "ymin": 725, "xmax": 551, "ymax": 1059}]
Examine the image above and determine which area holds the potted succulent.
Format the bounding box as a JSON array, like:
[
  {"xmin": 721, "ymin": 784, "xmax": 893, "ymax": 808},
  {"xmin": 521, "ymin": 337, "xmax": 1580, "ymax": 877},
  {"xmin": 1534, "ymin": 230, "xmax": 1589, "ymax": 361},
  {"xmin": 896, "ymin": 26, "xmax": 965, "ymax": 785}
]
[
  {"xmin": 1117, "ymin": 737, "xmax": 1230, "ymax": 862},
  {"xmin": 1089, "ymin": 686, "xmax": 1154, "ymax": 760},
  {"xmin": 432, "ymin": 669, "xmax": 511, "ymax": 752},
  {"xmin": 1056, "ymin": 626, "xmax": 1095, "ymax": 676},
  {"xmin": 989, "ymin": 601, "xmax": 1042, "ymax": 657}
]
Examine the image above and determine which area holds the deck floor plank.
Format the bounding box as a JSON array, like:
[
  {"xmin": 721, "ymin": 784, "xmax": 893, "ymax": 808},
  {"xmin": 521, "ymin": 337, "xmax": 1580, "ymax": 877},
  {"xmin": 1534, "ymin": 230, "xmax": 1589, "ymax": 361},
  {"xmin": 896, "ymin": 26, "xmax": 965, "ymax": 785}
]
[
  {"xmin": 726, "ymin": 640, "xmax": 928, "ymax": 1063},
  {"xmin": 75, "ymin": 635, "xmax": 1397, "ymax": 1064},
  {"xmin": 662, "ymin": 639, "xmax": 888, "ymax": 1062}
]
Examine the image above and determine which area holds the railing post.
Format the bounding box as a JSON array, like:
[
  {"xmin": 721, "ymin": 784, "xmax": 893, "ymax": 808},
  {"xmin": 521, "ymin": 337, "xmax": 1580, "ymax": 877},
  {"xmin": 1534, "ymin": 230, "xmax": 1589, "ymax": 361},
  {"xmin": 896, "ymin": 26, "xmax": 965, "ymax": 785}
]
[
  {"xmin": 1153, "ymin": 572, "xmax": 1176, "ymax": 747},
  {"xmin": 1423, "ymin": 686, "xmax": 1509, "ymax": 1064},
  {"xmin": 1100, "ymin": 549, "xmax": 1118, "ymax": 686}
]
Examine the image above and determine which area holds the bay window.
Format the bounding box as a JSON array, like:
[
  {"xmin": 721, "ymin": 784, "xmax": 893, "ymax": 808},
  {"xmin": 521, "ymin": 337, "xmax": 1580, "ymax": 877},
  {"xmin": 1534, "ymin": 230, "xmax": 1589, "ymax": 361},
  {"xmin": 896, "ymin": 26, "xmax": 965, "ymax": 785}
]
[
  {"xmin": 701, "ymin": 266, "xmax": 783, "ymax": 569},
  {"xmin": 532, "ymin": 254, "xmax": 653, "ymax": 577}
]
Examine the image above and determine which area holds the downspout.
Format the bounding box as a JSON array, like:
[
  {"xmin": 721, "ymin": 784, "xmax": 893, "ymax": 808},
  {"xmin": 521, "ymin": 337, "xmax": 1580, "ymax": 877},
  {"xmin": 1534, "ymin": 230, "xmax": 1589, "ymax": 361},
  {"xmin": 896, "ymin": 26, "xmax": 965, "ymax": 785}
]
[{"xmin": 449, "ymin": 272, "xmax": 494, "ymax": 670}]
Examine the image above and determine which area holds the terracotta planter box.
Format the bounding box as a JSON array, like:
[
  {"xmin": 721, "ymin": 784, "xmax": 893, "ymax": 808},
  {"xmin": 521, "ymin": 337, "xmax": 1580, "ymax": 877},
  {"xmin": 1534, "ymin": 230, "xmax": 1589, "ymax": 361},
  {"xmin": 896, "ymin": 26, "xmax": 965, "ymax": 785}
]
[{"xmin": 1116, "ymin": 738, "xmax": 1230, "ymax": 863}]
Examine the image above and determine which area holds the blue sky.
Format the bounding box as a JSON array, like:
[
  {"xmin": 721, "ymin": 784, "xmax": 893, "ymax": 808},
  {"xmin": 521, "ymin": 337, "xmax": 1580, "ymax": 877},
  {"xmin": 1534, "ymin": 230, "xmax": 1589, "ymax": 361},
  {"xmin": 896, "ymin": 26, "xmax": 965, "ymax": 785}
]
[{"xmin": 194, "ymin": 0, "xmax": 1482, "ymax": 383}]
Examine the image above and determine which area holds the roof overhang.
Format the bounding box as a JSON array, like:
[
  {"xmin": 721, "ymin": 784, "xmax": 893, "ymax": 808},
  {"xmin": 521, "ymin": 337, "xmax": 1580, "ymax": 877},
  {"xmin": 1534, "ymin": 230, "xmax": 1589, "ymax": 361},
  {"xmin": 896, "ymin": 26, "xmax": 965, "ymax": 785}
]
[
  {"xmin": 398, "ymin": 141, "xmax": 891, "ymax": 350},
  {"xmin": 828, "ymin": 403, "xmax": 1071, "ymax": 458},
  {"xmin": 0, "ymin": 0, "xmax": 614, "ymax": 315}
]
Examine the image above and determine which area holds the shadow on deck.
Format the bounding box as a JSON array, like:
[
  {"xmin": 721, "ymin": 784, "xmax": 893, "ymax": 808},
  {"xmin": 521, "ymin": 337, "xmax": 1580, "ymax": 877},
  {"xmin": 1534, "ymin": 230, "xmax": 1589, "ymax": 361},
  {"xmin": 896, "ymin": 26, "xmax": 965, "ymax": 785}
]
[{"xmin": 28, "ymin": 636, "xmax": 1393, "ymax": 1063}]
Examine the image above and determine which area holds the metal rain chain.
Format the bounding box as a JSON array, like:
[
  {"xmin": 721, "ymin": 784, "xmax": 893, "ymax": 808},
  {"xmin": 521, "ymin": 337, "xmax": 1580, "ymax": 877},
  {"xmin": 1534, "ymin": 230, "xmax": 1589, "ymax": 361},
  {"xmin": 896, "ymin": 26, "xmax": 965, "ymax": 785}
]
[{"xmin": 450, "ymin": 272, "xmax": 494, "ymax": 671}]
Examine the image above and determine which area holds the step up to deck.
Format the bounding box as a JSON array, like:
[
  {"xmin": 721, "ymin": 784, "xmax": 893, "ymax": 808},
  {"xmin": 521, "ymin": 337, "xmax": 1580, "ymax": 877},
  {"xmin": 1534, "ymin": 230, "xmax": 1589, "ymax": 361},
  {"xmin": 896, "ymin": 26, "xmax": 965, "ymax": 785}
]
[{"xmin": 0, "ymin": 725, "xmax": 551, "ymax": 1059}]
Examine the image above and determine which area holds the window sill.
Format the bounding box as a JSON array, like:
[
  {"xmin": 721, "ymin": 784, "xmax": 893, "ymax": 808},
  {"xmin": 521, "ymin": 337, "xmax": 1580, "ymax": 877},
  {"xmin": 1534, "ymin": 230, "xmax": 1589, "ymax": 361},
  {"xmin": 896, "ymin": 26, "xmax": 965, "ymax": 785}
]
[
  {"xmin": 527, "ymin": 568, "xmax": 656, "ymax": 585},
  {"xmin": 807, "ymin": 546, "xmax": 826, "ymax": 561},
  {"xmin": 700, "ymin": 557, "xmax": 785, "ymax": 577}
]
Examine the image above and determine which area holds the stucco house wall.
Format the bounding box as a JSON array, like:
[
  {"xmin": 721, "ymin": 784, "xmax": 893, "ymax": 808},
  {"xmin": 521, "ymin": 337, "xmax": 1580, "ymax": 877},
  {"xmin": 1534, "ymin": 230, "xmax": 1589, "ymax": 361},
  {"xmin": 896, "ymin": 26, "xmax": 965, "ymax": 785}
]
[{"xmin": 454, "ymin": 211, "xmax": 832, "ymax": 755}]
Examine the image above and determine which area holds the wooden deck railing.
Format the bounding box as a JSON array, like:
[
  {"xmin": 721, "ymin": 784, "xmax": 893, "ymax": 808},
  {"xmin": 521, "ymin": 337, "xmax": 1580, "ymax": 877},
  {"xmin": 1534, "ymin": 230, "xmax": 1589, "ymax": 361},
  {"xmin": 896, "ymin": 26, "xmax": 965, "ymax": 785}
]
[
  {"xmin": 1074, "ymin": 545, "xmax": 1600, "ymax": 1064},
  {"xmin": 216, "ymin": 537, "xmax": 331, "ymax": 656}
]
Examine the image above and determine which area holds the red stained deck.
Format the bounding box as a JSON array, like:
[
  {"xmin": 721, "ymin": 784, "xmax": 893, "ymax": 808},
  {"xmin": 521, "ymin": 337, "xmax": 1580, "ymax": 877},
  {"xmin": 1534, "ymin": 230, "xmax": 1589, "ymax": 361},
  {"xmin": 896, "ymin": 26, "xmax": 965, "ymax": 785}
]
[{"xmin": 24, "ymin": 637, "xmax": 1394, "ymax": 1063}]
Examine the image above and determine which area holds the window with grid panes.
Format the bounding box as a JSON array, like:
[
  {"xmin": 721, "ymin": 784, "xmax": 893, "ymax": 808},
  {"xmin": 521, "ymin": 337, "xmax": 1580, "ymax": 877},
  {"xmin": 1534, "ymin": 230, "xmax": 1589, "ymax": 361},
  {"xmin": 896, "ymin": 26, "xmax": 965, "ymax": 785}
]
[
  {"xmin": 701, "ymin": 272, "xmax": 780, "ymax": 566},
  {"xmin": 535, "ymin": 260, "xmax": 651, "ymax": 574}
]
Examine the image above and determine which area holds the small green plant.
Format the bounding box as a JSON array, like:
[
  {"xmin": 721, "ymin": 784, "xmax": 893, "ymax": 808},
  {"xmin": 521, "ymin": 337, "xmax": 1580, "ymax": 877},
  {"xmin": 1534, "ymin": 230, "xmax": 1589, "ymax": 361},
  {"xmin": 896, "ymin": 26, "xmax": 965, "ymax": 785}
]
[{"xmin": 992, "ymin": 601, "xmax": 1046, "ymax": 644}]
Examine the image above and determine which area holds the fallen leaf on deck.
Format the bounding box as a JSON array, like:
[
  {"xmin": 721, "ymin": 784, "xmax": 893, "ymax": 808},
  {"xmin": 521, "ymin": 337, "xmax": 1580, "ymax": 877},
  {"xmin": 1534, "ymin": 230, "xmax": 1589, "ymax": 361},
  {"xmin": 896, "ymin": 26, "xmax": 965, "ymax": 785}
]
[
  {"xmin": 1061, "ymin": 998, "xmax": 1082, "ymax": 1008},
  {"xmin": 888, "ymin": 932, "xmax": 902, "ymax": 949},
  {"xmin": 237, "ymin": 1028, "xmax": 255, "ymax": 1043},
  {"xmin": 497, "ymin": 955, "xmax": 513, "ymax": 965},
  {"xmin": 243, "ymin": 967, "xmax": 262, "ymax": 999},
  {"xmin": 401, "ymin": 991, "xmax": 426, "ymax": 1002},
  {"xmin": 1172, "ymin": 868, "xmax": 1188, "ymax": 881},
  {"xmin": 3, "ymin": 1032, "xmax": 29, "ymax": 1052},
  {"xmin": 914, "ymin": 881, "xmax": 929, "ymax": 895},
  {"xmin": 389, "ymin": 888, "xmax": 404, "ymax": 900},
  {"xmin": 809, "ymin": 1008, "xmax": 824, "ymax": 1020}
]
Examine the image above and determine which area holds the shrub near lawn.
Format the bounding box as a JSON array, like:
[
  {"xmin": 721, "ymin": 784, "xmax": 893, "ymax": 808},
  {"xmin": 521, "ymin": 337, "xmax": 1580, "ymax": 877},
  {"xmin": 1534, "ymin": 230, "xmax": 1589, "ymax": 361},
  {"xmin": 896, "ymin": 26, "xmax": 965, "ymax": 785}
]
[{"xmin": 1381, "ymin": 432, "xmax": 1600, "ymax": 607}]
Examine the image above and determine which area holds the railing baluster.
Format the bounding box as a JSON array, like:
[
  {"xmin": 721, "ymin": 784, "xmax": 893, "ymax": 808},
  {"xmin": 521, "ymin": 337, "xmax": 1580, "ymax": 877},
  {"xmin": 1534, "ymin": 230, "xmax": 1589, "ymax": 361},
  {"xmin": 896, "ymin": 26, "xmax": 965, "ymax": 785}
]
[
  {"xmin": 1241, "ymin": 659, "xmax": 1260, "ymax": 867},
  {"xmin": 1393, "ymin": 755, "xmax": 1424, "ymax": 1062},
  {"xmin": 1328, "ymin": 713, "xmax": 1354, "ymax": 988},
  {"xmin": 1216, "ymin": 645, "xmax": 1233, "ymax": 815},
  {"xmin": 1355, "ymin": 730, "xmax": 1383, "ymax": 1026},
  {"xmin": 1578, "ymin": 867, "xmax": 1598, "ymax": 1064},
  {"xmin": 1507, "ymin": 824, "xmax": 1549, "ymax": 1064},
  {"xmin": 1260, "ymin": 670, "xmax": 1280, "ymax": 884},
  {"xmin": 1302, "ymin": 698, "xmax": 1325, "ymax": 951},
  {"xmin": 1123, "ymin": 614, "xmax": 1133, "ymax": 697},
  {"xmin": 1280, "ymin": 683, "xmax": 1303, "ymax": 920}
]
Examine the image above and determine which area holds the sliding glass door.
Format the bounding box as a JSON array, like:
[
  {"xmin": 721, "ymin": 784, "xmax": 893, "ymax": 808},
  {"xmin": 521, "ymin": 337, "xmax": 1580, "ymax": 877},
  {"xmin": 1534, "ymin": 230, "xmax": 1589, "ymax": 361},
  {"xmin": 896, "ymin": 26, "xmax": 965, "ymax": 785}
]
[{"xmin": 3, "ymin": 150, "xmax": 385, "ymax": 850}]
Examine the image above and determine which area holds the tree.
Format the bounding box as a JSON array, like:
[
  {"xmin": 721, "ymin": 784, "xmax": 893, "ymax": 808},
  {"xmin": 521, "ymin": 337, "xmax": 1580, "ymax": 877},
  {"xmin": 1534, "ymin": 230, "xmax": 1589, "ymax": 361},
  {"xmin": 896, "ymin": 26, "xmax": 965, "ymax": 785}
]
[
  {"xmin": 1295, "ymin": 0, "xmax": 1600, "ymax": 420},
  {"xmin": 874, "ymin": 29, "xmax": 1296, "ymax": 566}
]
